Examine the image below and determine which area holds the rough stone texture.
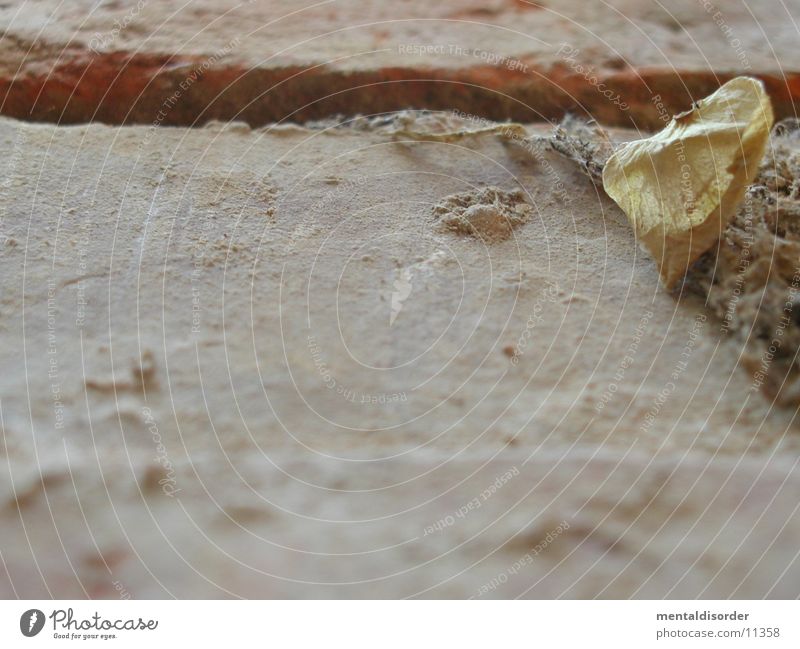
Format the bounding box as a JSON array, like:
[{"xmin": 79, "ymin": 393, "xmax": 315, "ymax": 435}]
[
  {"xmin": 688, "ymin": 119, "xmax": 800, "ymax": 407},
  {"xmin": 5, "ymin": 450, "xmax": 800, "ymax": 598},
  {"xmin": 1, "ymin": 114, "xmax": 799, "ymax": 597},
  {"xmin": 0, "ymin": 0, "xmax": 799, "ymax": 129}
]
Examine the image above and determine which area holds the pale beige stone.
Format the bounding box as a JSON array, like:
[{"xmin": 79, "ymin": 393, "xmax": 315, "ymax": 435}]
[{"xmin": 1, "ymin": 115, "xmax": 799, "ymax": 597}]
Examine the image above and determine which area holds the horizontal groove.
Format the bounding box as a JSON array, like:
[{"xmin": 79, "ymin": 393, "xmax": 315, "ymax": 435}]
[{"xmin": 1, "ymin": 47, "xmax": 799, "ymax": 129}]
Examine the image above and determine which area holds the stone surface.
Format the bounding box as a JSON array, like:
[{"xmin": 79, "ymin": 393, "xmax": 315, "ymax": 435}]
[
  {"xmin": 5, "ymin": 448, "xmax": 800, "ymax": 598},
  {"xmin": 1, "ymin": 114, "xmax": 799, "ymax": 597},
  {"xmin": 0, "ymin": 0, "xmax": 799, "ymax": 128}
]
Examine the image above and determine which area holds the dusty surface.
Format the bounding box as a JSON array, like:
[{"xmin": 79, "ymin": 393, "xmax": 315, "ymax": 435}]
[
  {"xmin": 0, "ymin": 0, "xmax": 799, "ymax": 128},
  {"xmin": 690, "ymin": 119, "xmax": 800, "ymax": 406},
  {"xmin": 1, "ymin": 113, "xmax": 800, "ymax": 597},
  {"xmin": 433, "ymin": 186, "xmax": 532, "ymax": 241}
]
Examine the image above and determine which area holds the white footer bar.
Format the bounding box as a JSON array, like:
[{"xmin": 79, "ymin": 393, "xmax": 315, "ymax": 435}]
[{"xmin": 1, "ymin": 600, "xmax": 796, "ymax": 647}]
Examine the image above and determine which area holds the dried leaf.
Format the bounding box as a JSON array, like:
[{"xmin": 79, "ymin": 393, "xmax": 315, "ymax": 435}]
[{"xmin": 602, "ymin": 77, "xmax": 774, "ymax": 288}]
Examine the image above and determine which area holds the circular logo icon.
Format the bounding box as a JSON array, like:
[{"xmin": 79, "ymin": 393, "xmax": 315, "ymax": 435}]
[{"xmin": 20, "ymin": 609, "xmax": 45, "ymax": 637}]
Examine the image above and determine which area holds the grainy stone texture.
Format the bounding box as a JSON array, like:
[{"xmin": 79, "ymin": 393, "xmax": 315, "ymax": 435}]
[
  {"xmin": 1, "ymin": 114, "xmax": 799, "ymax": 597},
  {"xmin": 0, "ymin": 0, "xmax": 799, "ymax": 128}
]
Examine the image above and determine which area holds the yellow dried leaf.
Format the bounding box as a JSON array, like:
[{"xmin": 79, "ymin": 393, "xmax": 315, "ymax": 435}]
[{"xmin": 602, "ymin": 77, "xmax": 774, "ymax": 288}]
